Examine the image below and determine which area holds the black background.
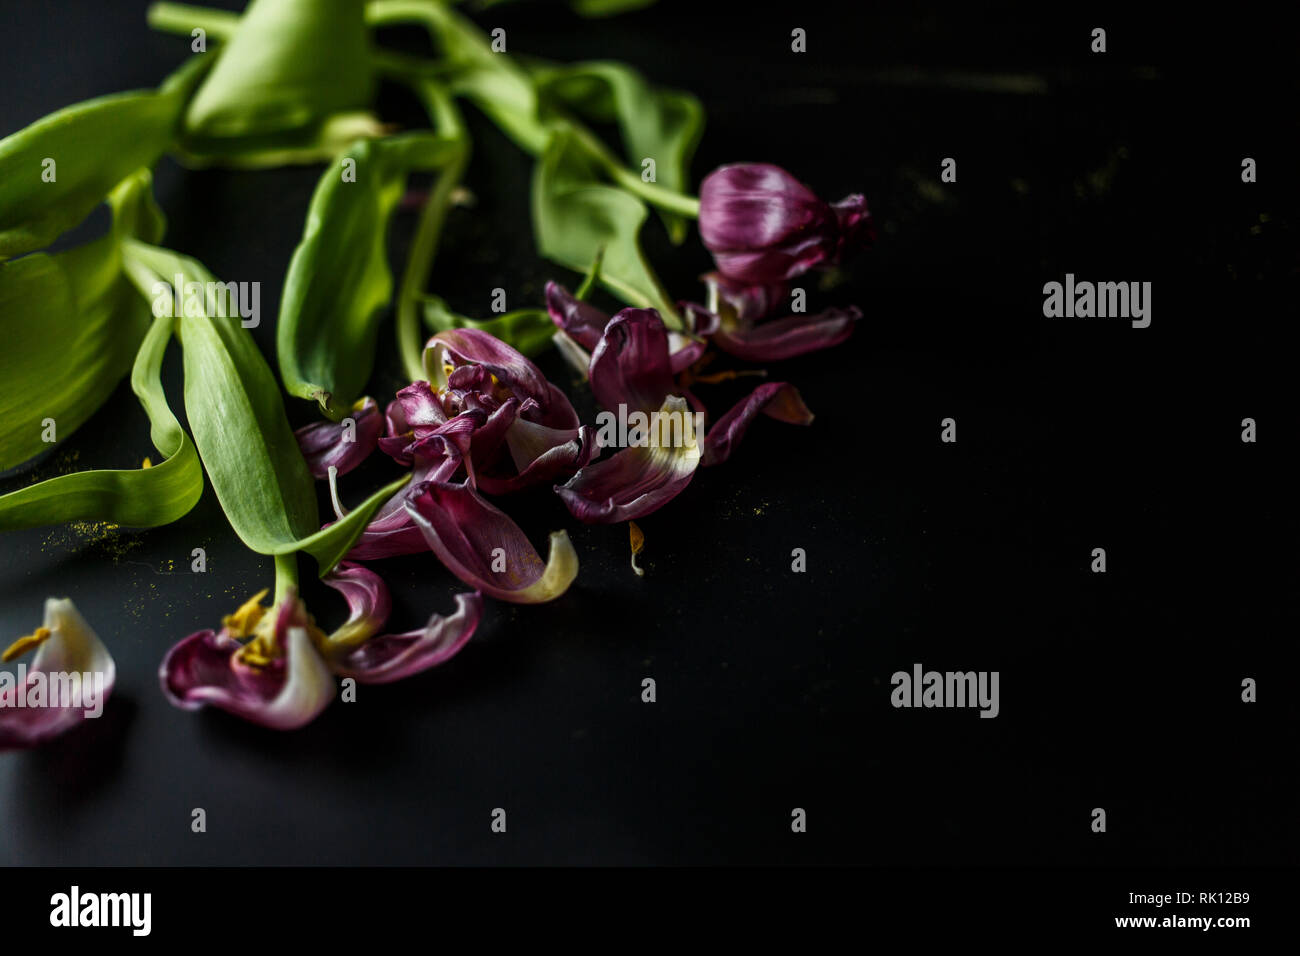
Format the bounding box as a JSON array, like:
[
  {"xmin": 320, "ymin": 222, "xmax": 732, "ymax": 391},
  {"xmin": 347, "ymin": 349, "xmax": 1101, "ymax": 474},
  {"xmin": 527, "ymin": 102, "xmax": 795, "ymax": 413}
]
[{"xmin": 0, "ymin": 0, "xmax": 1296, "ymax": 868}]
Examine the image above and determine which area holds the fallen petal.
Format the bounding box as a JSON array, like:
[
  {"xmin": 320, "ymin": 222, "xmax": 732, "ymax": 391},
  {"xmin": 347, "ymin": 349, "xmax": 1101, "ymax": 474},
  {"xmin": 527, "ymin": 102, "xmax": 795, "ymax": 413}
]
[
  {"xmin": 0, "ymin": 599, "xmax": 116, "ymax": 750},
  {"xmin": 556, "ymin": 395, "xmax": 702, "ymax": 523},
  {"xmin": 712, "ymin": 306, "xmax": 861, "ymax": 361},
  {"xmin": 702, "ymin": 382, "xmax": 814, "ymax": 466},
  {"xmin": 588, "ymin": 308, "xmax": 675, "ymax": 413},
  {"xmin": 295, "ymin": 397, "xmax": 382, "ymax": 478},
  {"xmin": 406, "ymin": 481, "xmax": 579, "ymax": 604},
  {"xmin": 159, "ymin": 625, "xmax": 334, "ymax": 731},
  {"xmin": 331, "ymin": 592, "xmax": 483, "ymax": 684}
]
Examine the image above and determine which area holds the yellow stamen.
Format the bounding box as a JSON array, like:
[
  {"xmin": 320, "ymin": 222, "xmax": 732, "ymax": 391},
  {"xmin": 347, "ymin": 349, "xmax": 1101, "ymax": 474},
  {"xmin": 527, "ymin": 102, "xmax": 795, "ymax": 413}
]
[
  {"xmin": 222, "ymin": 588, "xmax": 269, "ymax": 639},
  {"xmin": 629, "ymin": 521, "xmax": 645, "ymax": 578},
  {"xmin": 2, "ymin": 626, "xmax": 52, "ymax": 662},
  {"xmin": 692, "ymin": 369, "xmax": 768, "ymax": 385},
  {"xmin": 142, "ymin": 457, "xmax": 153, "ymax": 469}
]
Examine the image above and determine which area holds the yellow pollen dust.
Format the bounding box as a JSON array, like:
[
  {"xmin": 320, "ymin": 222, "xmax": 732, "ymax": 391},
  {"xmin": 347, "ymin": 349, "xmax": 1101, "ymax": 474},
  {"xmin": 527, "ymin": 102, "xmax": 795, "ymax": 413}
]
[
  {"xmin": 222, "ymin": 588, "xmax": 270, "ymax": 639},
  {"xmin": 2, "ymin": 626, "xmax": 52, "ymax": 662}
]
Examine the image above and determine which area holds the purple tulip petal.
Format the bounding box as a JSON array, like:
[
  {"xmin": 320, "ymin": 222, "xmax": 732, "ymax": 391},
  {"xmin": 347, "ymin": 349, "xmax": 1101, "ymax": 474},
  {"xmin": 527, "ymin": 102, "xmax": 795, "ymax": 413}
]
[
  {"xmin": 346, "ymin": 457, "xmax": 460, "ymax": 560},
  {"xmin": 322, "ymin": 562, "xmax": 391, "ymax": 647},
  {"xmin": 588, "ymin": 309, "xmax": 675, "ymax": 413},
  {"xmin": 406, "ymin": 481, "xmax": 579, "ymax": 604},
  {"xmin": 331, "ymin": 592, "xmax": 483, "ymax": 684},
  {"xmin": 159, "ymin": 612, "xmax": 334, "ymax": 731},
  {"xmin": 545, "ymin": 281, "xmax": 609, "ymax": 351},
  {"xmin": 476, "ymin": 420, "xmax": 596, "ymax": 495},
  {"xmin": 699, "ymin": 163, "xmax": 829, "ymax": 249},
  {"xmin": 0, "ymin": 599, "xmax": 116, "ymax": 751},
  {"xmin": 699, "ymin": 164, "xmax": 836, "ymax": 284},
  {"xmin": 295, "ymin": 398, "xmax": 382, "ymax": 478},
  {"xmin": 702, "ymin": 273, "xmax": 789, "ymax": 325},
  {"xmin": 423, "ymin": 329, "xmax": 552, "ymax": 407},
  {"xmin": 556, "ymin": 395, "xmax": 702, "ymax": 523},
  {"xmin": 713, "ymin": 306, "xmax": 861, "ymax": 361},
  {"xmin": 702, "ymin": 382, "xmax": 814, "ymax": 466},
  {"xmin": 830, "ymin": 193, "xmax": 875, "ymax": 255}
]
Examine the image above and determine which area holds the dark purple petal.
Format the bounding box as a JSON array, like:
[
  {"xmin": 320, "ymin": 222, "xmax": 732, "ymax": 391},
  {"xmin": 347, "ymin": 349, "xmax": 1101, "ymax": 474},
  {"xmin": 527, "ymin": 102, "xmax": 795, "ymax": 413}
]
[
  {"xmin": 588, "ymin": 309, "xmax": 675, "ymax": 413},
  {"xmin": 477, "ymin": 421, "xmax": 596, "ymax": 495},
  {"xmin": 702, "ymin": 272, "xmax": 789, "ymax": 326},
  {"xmin": 699, "ymin": 163, "xmax": 829, "ymax": 250},
  {"xmin": 556, "ymin": 396, "xmax": 702, "ymax": 523},
  {"xmin": 0, "ymin": 599, "xmax": 116, "ymax": 751},
  {"xmin": 346, "ymin": 457, "xmax": 460, "ymax": 560},
  {"xmin": 712, "ymin": 306, "xmax": 861, "ymax": 361},
  {"xmin": 331, "ymin": 592, "xmax": 483, "ymax": 684},
  {"xmin": 699, "ymin": 164, "xmax": 837, "ymax": 284},
  {"xmin": 295, "ymin": 397, "xmax": 382, "ymax": 478},
  {"xmin": 830, "ymin": 193, "xmax": 875, "ymax": 257},
  {"xmin": 545, "ymin": 281, "xmax": 609, "ymax": 351},
  {"xmin": 423, "ymin": 328, "xmax": 551, "ymax": 407},
  {"xmin": 159, "ymin": 620, "xmax": 334, "ymax": 731},
  {"xmin": 702, "ymin": 382, "xmax": 814, "ymax": 466},
  {"xmin": 406, "ymin": 481, "xmax": 579, "ymax": 604}
]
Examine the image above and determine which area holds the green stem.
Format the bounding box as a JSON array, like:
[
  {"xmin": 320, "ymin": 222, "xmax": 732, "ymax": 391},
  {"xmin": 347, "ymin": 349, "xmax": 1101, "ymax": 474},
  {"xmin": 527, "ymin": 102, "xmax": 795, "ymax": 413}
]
[
  {"xmin": 395, "ymin": 79, "xmax": 470, "ymax": 382},
  {"xmin": 565, "ymin": 120, "xmax": 700, "ymax": 218},
  {"xmin": 146, "ymin": 1, "xmax": 240, "ymax": 41},
  {"xmin": 273, "ymin": 552, "xmax": 299, "ymax": 605}
]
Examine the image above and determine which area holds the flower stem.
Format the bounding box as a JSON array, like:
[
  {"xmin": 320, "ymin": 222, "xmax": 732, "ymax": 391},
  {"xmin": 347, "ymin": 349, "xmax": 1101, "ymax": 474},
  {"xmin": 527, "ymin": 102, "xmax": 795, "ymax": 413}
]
[
  {"xmin": 273, "ymin": 552, "xmax": 299, "ymax": 606},
  {"xmin": 395, "ymin": 79, "xmax": 470, "ymax": 383},
  {"xmin": 146, "ymin": 1, "xmax": 240, "ymax": 41}
]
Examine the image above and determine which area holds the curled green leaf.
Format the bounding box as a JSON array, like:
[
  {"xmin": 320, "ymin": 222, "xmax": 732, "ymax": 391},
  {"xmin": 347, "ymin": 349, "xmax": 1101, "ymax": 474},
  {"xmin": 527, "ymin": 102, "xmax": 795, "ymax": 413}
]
[
  {"xmin": 0, "ymin": 56, "xmax": 207, "ymax": 258},
  {"xmin": 535, "ymin": 61, "xmax": 702, "ymax": 244},
  {"xmin": 278, "ymin": 132, "xmax": 462, "ymax": 418},
  {"xmin": 533, "ymin": 127, "xmax": 678, "ymax": 325},
  {"xmin": 182, "ymin": 0, "xmax": 379, "ymax": 162},
  {"xmin": 0, "ymin": 307, "xmax": 202, "ymax": 531},
  {"xmin": 0, "ymin": 170, "xmax": 167, "ymax": 471},
  {"xmin": 122, "ymin": 241, "xmax": 321, "ymax": 554}
]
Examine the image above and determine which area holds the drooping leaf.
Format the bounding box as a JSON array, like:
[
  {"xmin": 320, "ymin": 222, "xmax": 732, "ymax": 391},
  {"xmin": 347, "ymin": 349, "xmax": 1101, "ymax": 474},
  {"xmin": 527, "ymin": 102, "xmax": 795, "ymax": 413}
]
[
  {"xmin": 569, "ymin": 0, "xmax": 657, "ymax": 17},
  {"xmin": 122, "ymin": 241, "xmax": 321, "ymax": 554},
  {"xmin": 420, "ymin": 295, "xmax": 556, "ymax": 357},
  {"xmin": 0, "ymin": 170, "xmax": 167, "ymax": 471},
  {"xmin": 278, "ymin": 132, "xmax": 460, "ymax": 417},
  {"xmin": 0, "ymin": 308, "xmax": 202, "ymax": 530},
  {"xmin": 533, "ymin": 127, "xmax": 677, "ymax": 324},
  {"xmin": 291, "ymin": 472, "xmax": 412, "ymax": 575},
  {"xmin": 182, "ymin": 0, "xmax": 377, "ymax": 158},
  {"xmin": 535, "ymin": 61, "xmax": 702, "ymax": 243},
  {"xmin": 0, "ymin": 56, "xmax": 207, "ymax": 258}
]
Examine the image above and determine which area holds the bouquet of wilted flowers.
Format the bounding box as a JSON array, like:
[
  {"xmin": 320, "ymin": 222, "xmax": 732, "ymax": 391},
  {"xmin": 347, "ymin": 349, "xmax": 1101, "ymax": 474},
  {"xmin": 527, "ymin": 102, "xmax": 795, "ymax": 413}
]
[{"xmin": 0, "ymin": 0, "xmax": 871, "ymax": 742}]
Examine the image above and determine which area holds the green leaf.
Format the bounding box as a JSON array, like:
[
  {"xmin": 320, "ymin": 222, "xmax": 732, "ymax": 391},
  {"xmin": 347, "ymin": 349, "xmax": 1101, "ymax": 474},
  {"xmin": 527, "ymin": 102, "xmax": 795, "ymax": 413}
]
[
  {"xmin": 122, "ymin": 241, "xmax": 321, "ymax": 554},
  {"xmin": 0, "ymin": 309, "xmax": 202, "ymax": 530},
  {"xmin": 0, "ymin": 56, "xmax": 207, "ymax": 258},
  {"xmin": 290, "ymin": 472, "xmax": 411, "ymax": 574},
  {"xmin": 535, "ymin": 61, "xmax": 702, "ymax": 243},
  {"xmin": 278, "ymin": 132, "xmax": 460, "ymax": 417},
  {"xmin": 533, "ymin": 127, "xmax": 677, "ymax": 324},
  {"xmin": 421, "ymin": 295, "xmax": 555, "ymax": 357},
  {"xmin": 183, "ymin": 0, "xmax": 376, "ymax": 156},
  {"xmin": 569, "ymin": 0, "xmax": 657, "ymax": 17},
  {"xmin": 0, "ymin": 170, "xmax": 167, "ymax": 470}
]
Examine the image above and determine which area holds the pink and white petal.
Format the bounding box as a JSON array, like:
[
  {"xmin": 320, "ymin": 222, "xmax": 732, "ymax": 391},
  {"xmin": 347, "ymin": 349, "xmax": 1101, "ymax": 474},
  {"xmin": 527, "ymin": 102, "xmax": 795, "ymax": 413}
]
[
  {"xmin": 159, "ymin": 626, "xmax": 334, "ymax": 731},
  {"xmin": 406, "ymin": 482, "xmax": 579, "ymax": 604},
  {"xmin": 331, "ymin": 592, "xmax": 483, "ymax": 684},
  {"xmin": 0, "ymin": 599, "xmax": 116, "ymax": 750}
]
